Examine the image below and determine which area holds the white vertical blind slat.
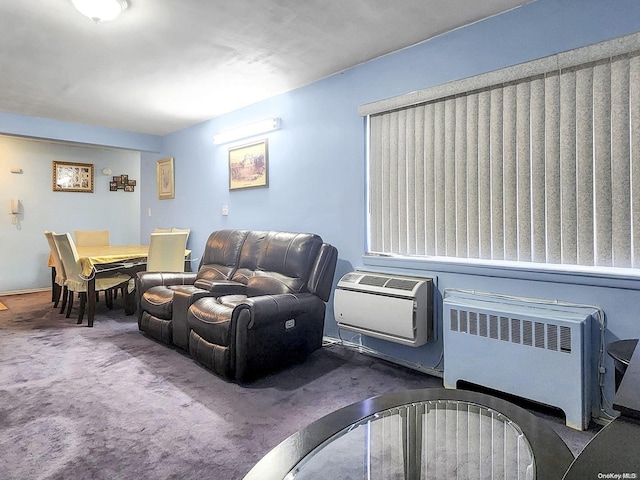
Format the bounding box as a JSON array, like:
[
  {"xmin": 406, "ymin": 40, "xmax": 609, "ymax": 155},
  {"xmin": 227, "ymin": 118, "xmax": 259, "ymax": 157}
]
[
  {"xmin": 516, "ymin": 81, "xmax": 532, "ymax": 261},
  {"xmin": 434, "ymin": 102, "xmax": 447, "ymax": 256},
  {"xmin": 424, "ymin": 103, "xmax": 436, "ymax": 255},
  {"xmin": 477, "ymin": 90, "xmax": 492, "ymax": 259},
  {"xmin": 530, "ymin": 76, "xmax": 547, "ymax": 263},
  {"xmin": 576, "ymin": 66, "xmax": 595, "ymax": 265},
  {"xmin": 444, "ymin": 98, "xmax": 457, "ymax": 257},
  {"xmin": 503, "ymin": 83, "xmax": 518, "ymax": 261},
  {"xmin": 611, "ymin": 55, "xmax": 631, "ymax": 267},
  {"xmin": 630, "ymin": 54, "xmax": 640, "ymax": 267},
  {"xmin": 397, "ymin": 109, "xmax": 408, "ymax": 254},
  {"xmin": 369, "ymin": 114, "xmax": 384, "ymax": 252},
  {"xmin": 455, "ymin": 96, "xmax": 468, "ymax": 257},
  {"xmin": 593, "ymin": 60, "xmax": 613, "ymax": 266},
  {"xmin": 545, "ymin": 72, "xmax": 562, "ymax": 264},
  {"xmin": 560, "ymin": 69, "xmax": 578, "ymax": 265},
  {"xmin": 490, "ymin": 87, "xmax": 505, "ymax": 260},
  {"xmin": 466, "ymin": 93, "xmax": 480, "ymax": 259},
  {"xmin": 414, "ymin": 106, "xmax": 426, "ymax": 255}
]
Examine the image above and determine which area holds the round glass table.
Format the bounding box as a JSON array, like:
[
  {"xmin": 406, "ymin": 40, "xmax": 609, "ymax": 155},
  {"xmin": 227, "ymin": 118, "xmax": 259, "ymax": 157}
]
[{"xmin": 244, "ymin": 388, "xmax": 574, "ymax": 480}]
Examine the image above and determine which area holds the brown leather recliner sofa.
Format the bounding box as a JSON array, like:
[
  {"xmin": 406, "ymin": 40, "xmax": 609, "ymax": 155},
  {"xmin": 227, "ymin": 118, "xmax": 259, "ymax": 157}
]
[{"xmin": 136, "ymin": 229, "xmax": 338, "ymax": 381}]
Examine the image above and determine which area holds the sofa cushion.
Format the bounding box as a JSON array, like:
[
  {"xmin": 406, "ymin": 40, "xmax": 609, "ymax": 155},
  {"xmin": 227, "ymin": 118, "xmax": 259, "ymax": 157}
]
[
  {"xmin": 188, "ymin": 297, "xmax": 235, "ymax": 347},
  {"xmin": 140, "ymin": 286, "xmax": 175, "ymax": 319}
]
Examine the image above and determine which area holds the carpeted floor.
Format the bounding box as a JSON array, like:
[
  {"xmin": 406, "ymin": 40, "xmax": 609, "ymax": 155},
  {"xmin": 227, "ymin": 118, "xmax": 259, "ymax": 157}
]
[{"xmin": 0, "ymin": 291, "xmax": 597, "ymax": 479}]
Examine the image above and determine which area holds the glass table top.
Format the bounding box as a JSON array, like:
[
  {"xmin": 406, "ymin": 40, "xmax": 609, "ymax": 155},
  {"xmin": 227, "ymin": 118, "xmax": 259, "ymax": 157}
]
[{"xmin": 285, "ymin": 399, "xmax": 535, "ymax": 480}]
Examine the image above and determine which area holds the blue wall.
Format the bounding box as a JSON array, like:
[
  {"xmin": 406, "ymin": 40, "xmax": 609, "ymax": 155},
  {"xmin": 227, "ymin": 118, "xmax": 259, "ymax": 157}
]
[
  {"xmin": 2, "ymin": 0, "xmax": 640, "ymax": 421},
  {"xmin": 138, "ymin": 0, "xmax": 640, "ymax": 419}
]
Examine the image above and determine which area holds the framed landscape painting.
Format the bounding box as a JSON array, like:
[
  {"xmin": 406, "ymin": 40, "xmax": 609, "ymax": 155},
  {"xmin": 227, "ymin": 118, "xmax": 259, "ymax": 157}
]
[{"xmin": 228, "ymin": 139, "xmax": 268, "ymax": 190}]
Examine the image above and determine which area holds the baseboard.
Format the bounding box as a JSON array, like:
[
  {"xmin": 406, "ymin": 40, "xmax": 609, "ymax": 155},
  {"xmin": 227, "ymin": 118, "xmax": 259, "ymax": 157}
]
[{"xmin": 0, "ymin": 287, "xmax": 50, "ymax": 297}]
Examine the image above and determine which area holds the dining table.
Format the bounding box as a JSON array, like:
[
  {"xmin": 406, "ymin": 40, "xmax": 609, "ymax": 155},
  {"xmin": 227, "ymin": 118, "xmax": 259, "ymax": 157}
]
[{"xmin": 50, "ymin": 244, "xmax": 191, "ymax": 327}]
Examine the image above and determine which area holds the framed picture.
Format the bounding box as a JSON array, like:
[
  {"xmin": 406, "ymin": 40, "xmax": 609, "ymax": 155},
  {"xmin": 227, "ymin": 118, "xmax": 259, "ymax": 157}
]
[
  {"xmin": 157, "ymin": 157, "xmax": 175, "ymax": 199},
  {"xmin": 52, "ymin": 161, "xmax": 94, "ymax": 193},
  {"xmin": 228, "ymin": 139, "xmax": 269, "ymax": 190},
  {"xmin": 124, "ymin": 185, "xmax": 134, "ymax": 192},
  {"xmin": 109, "ymin": 182, "xmax": 118, "ymax": 192}
]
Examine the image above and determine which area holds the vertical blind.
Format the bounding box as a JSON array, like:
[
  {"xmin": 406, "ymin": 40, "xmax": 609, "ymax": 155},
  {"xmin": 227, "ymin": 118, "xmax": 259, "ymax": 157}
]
[{"xmin": 366, "ymin": 42, "xmax": 640, "ymax": 269}]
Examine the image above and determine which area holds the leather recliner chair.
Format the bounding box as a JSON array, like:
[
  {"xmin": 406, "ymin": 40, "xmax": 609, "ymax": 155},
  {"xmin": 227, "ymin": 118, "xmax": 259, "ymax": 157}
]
[
  {"xmin": 187, "ymin": 231, "xmax": 338, "ymax": 381},
  {"xmin": 136, "ymin": 230, "xmax": 338, "ymax": 381},
  {"xmin": 136, "ymin": 229, "xmax": 249, "ymax": 347}
]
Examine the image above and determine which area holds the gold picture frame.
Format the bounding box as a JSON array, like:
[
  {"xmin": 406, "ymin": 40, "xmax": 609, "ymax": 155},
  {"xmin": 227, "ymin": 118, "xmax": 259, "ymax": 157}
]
[
  {"xmin": 229, "ymin": 139, "xmax": 269, "ymax": 190},
  {"xmin": 157, "ymin": 157, "xmax": 175, "ymax": 199},
  {"xmin": 52, "ymin": 161, "xmax": 94, "ymax": 193}
]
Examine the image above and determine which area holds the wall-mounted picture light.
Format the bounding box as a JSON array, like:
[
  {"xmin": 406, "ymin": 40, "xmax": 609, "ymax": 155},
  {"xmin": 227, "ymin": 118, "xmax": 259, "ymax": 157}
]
[{"xmin": 213, "ymin": 118, "xmax": 281, "ymax": 145}]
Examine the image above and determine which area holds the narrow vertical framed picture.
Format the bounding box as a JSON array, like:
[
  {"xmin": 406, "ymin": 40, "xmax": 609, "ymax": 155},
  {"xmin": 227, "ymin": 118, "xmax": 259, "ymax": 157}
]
[
  {"xmin": 157, "ymin": 157, "xmax": 175, "ymax": 199},
  {"xmin": 228, "ymin": 139, "xmax": 268, "ymax": 190}
]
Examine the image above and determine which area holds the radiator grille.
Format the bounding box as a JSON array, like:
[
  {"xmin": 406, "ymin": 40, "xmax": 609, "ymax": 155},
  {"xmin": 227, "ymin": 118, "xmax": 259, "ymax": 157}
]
[
  {"xmin": 385, "ymin": 278, "xmax": 420, "ymax": 291},
  {"xmin": 449, "ymin": 308, "xmax": 572, "ymax": 354}
]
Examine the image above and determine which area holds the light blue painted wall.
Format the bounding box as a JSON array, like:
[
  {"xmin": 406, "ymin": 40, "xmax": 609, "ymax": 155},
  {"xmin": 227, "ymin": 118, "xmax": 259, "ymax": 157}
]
[
  {"xmin": 0, "ymin": 135, "xmax": 142, "ymax": 293},
  {"xmin": 138, "ymin": 0, "xmax": 640, "ymax": 414}
]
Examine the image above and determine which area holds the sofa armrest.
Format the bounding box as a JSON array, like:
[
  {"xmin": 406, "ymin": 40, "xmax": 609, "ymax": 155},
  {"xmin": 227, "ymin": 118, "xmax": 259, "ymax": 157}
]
[
  {"xmin": 232, "ymin": 293, "xmax": 326, "ymax": 382},
  {"xmin": 236, "ymin": 293, "xmax": 324, "ymax": 329},
  {"xmin": 207, "ymin": 280, "xmax": 247, "ymax": 297}
]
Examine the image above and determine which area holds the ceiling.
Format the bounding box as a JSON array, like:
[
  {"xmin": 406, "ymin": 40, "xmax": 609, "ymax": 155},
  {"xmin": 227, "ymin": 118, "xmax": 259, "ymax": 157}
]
[{"xmin": 0, "ymin": 0, "xmax": 531, "ymax": 136}]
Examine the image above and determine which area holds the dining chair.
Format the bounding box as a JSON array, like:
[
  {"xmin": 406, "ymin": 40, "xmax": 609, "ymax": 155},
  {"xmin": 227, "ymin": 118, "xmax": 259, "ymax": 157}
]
[
  {"xmin": 44, "ymin": 231, "xmax": 67, "ymax": 310},
  {"xmin": 53, "ymin": 232, "xmax": 132, "ymax": 324},
  {"xmin": 74, "ymin": 229, "xmax": 110, "ymax": 247},
  {"xmin": 146, "ymin": 232, "xmax": 189, "ymax": 272},
  {"xmin": 153, "ymin": 227, "xmax": 172, "ymax": 233}
]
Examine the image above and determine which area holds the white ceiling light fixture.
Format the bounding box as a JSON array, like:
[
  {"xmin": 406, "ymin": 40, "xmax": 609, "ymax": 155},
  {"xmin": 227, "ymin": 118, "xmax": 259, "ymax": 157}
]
[
  {"xmin": 213, "ymin": 118, "xmax": 281, "ymax": 145},
  {"xmin": 71, "ymin": 0, "xmax": 128, "ymax": 23}
]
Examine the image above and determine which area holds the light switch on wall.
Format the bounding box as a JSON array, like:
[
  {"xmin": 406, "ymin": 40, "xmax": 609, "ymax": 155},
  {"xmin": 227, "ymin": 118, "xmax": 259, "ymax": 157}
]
[{"xmin": 222, "ymin": 205, "xmax": 229, "ymax": 216}]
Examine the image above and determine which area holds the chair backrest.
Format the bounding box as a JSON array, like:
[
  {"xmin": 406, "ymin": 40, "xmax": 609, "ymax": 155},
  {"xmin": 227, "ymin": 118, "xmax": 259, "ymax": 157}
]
[
  {"xmin": 193, "ymin": 230, "xmax": 249, "ymax": 289},
  {"xmin": 153, "ymin": 227, "xmax": 172, "ymax": 233},
  {"xmin": 146, "ymin": 232, "xmax": 189, "ymax": 272},
  {"xmin": 44, "ymin": 230, "xmax": 66, "ymax": 283},
  {"xmin": 53, "ymin": 232, "xmax": 84, "ymax": 284},
  {"xmin": 170, "ymin": 228, "xmax": 190, "ymax": 241},
  {"xmin": 74, "ymin": 229, "xmax": 110, "ymax": 247}
]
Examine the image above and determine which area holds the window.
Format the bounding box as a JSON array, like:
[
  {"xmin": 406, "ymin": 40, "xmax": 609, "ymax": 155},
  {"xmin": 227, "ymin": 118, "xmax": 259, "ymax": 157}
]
[{"xmin": 361, "ymin": 32, "xmax": 640, "ymax": 269}]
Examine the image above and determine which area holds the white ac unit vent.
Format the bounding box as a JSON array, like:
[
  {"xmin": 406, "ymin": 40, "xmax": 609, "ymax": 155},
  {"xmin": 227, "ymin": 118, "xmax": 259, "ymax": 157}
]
[
  {"xmin": 443, "ymin": 290, "xmax": 596, "ymax": 430},
  {"xmin": 333, "ymin": 271, "xmax": 433, "ymax": 347}
]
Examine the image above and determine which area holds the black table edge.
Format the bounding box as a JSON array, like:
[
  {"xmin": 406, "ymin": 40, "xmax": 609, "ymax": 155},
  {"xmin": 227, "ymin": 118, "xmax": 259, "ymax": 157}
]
[{"xmin": 243, "ymin": 387, "xmax": 574, "ymax": 480}]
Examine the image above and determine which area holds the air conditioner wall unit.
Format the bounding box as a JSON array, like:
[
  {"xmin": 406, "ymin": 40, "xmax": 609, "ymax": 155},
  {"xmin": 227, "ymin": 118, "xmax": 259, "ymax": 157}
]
[{"xmin": 333, "ymin": 271, "xmax": 434, "ymax": 347}]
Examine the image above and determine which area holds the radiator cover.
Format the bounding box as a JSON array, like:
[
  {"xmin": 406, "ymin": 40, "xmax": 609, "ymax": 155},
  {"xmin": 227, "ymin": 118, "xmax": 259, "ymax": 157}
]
[{"xmin": 443, "ymin": 291, "xmax": 595, "ymax": 430}]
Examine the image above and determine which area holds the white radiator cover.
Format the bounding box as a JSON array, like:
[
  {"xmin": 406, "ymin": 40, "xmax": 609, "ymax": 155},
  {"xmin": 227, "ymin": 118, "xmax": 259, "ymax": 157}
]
[
  {"xmin": 334, "ymin": 271, "xmax": 433, "ymax": 347},
  {"xmin": 443, "ymin": 291, "xmax": 596, "ymax": 430}
]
